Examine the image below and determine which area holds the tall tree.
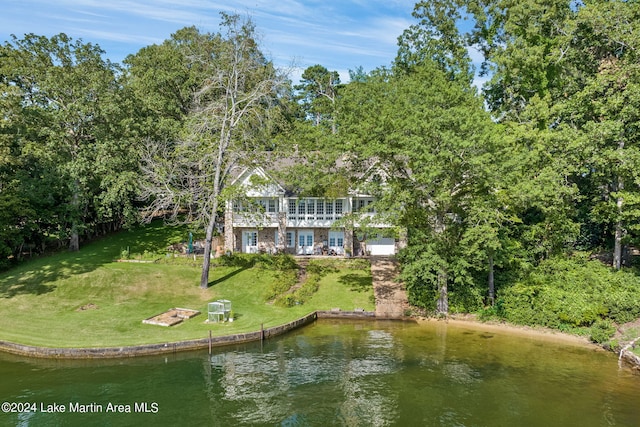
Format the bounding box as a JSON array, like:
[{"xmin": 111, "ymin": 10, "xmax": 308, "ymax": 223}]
[
  {"xmin": 140, "ymin": 14, "xmax": 287, "ymax": 288},
  {"xmin": 340, "ymin": 63, "xmax": 495, "ymax": 314},
  {"xmin": 1, "ymin": 33, "xmax": 136, "ymax": 251},
  {"xmin": 469, "ymin": 0, "xmax": 640, "ymax": 268},
  {"xmin": 123, "ymin": 26, "xmax": 210, "ymax": 143},
  {"xmin": 559, "ymin": 1, "xmax": 640, "ymax": 268},
  {"xmin": 396, "ymin": 0, "xmax": 475, "ymax": 84},
  {"xmin": 294, "ymin": 64, "xmax": 341, "ymax": 132}
]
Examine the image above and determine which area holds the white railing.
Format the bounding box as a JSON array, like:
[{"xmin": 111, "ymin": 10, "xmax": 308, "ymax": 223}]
[
  {"xmin": 232, "ymin": 213, "xmax": 279, "ymax": 227},
  {"xmin": 287, "ymin": 214, "xmax": 343, "ymax": 228},
  {"xmin": 232, "ymin": 211, "xmax": 385, "ymax": 228}
]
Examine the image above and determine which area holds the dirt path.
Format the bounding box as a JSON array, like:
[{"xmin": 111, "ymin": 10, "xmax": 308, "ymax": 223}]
[{"xmin": 371, "ymin": 256, "xmax": 409, "ymax": 318}]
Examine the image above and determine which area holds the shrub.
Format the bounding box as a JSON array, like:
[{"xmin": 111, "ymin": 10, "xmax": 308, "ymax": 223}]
[
  {"xmin": 496, "ymin": 255, "xmax": 640, "ymax": 331},
  {"xmin": 275, "ymin": 294, "xmax": 297, "ymax": 308},
  {"xmin": 215, "ymin": 253, "xmax": 297, "ymax": 271},
  {"xmin": 605, "ymin": 290, "xmax": 640, "ymax": 324},
  {"xmin": 590, "ymin": 319, "xmax": 616, "ymax": 344},
  {"xmin": 263, "ymin": 270, "xmax": 296, "ymax": 302}
]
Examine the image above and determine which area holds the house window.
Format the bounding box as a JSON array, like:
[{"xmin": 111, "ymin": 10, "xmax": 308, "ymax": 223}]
[
  {"xmin": 268, "ymin": 199, "xmax": 277, "ymax": 213},
  {"xmin": 326, "ymin": 201, "xmax": 334, "ymax": 215},
  {"xmin": 248, "ymin": 232, "xmax": 257, "ymax": 246},
  {"xmin": 298, "ymin": 199, "xmax": 306, "ymax": 215},
  {"xmin": 335, "ymin": 200, "xmax": 343, "ymax": 215},
  {"xmin": 317, "ymin": 200, "xmax": 324, "ymax": 215},
  {"xmin": 307, "ymin": 199, "xmax": 315, "ymax": 215},
  {"xmin": 288, "ymin": 199, "xmax": 296, "ymax": 215},
  {"xmin": 329, "ymin": 231, "xmax": 344, "ymax": 248},
  {"xmin": 286, "ymin": 232, "xmax": 294, "ymax": 247}
]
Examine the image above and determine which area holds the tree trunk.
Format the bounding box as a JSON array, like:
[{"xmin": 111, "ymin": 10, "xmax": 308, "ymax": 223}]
[
  {"xmin": 613, "ymin": 174, "xmax": 624, "ymax": 270},
  {"xmin": 69, "ymin": 227, "xmax": 80, "ymax": 252},
  {"xmin": 200, "ymin": 220, "xmax": 214, "ymax": 289},
  {"xmin": 200, "ymin": 199, "xmax": 220, "ymax": 289},
  {"xmin": 613, "ymin": 211, "xmax": 623, "ymax": 270},
  {"xmin": 613, "ymin": 139, "xmax": 625, "ymax": 270},
  {"xmin": 69, "ymin": 183, "xmax": 80, "ymax": 252},
  {"xmin": 488, "ymin": 252, "xmax": 495, "ymax": 306},
  {"xmin": 436, "ymin": 270, "xmax": 448, "ymax": 315}
]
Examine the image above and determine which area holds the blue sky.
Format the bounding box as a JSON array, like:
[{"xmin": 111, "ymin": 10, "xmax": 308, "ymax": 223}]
[{"xmin": 1, "ymin": 0, "xmax": 419, "ymax": 83}]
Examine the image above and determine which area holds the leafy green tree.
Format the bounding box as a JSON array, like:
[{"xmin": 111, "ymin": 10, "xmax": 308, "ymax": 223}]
[
  {"xmin": 123, "ymin": 26, "xmax": 210, "ymax": 142},
  {"xmin": 339, "ymin": 63, "xmax": 495, "ymax": 314},
  {"xmin": 0, "ymin": 33, "xmax": 138, "ymax": 251},
  {"xmin": 294, "ymin": 65, "xmax": 341, "ymax": 132},
  {"xmin": 557, "ymin": 1, "xmax": 640, "ymax": 268},
  {"xmin": 466, "ymin": 0, "xmax": 574, "ymax": 117},
  {"xmin": 396, "ymin": 0, "xmax": 475, "ymax": 84},
  {"xmin": 406, "ymin": 0, "xmax": 638, "ymax": 271}
]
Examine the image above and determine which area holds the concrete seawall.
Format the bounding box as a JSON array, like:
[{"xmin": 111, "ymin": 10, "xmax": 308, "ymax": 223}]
[{"xmin": 0, "ymin": 311, "xmax": 376, "ymax": 359}]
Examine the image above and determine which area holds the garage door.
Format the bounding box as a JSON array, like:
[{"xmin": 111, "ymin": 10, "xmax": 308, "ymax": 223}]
[{"xmin": 367, "ymin": 237, "xmax": 395, "ymax": 255}]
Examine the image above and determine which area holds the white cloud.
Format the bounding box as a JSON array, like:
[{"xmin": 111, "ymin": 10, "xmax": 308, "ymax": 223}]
[
  {"xmin": 75, "ymin": 28, "xmax": 161, "ymax": 45},
  {"xmin": 1, "ymin": 0, "xmax": 417, "ymax": 77}
]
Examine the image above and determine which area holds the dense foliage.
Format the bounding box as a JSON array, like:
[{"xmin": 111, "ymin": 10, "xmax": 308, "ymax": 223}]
[
  {"xmin": 386, "ymin": 0, "xmax": 640, "ymax": 327},
  {"xmin": 488, "ymin": 255, "xmax": 640, "ymax": 328},
  {"xmin": 1, "ymin": 2, "xmax": 639, "ymax": 338}
]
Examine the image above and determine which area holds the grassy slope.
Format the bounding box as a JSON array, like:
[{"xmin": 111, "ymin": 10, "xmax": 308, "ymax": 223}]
[{"xmin": 0, "ymin": 223, "xmax": 374, "ymax": 348}]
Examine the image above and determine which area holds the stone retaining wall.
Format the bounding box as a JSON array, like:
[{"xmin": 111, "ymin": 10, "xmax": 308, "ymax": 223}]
[
  {"xmin": 0, "ymin": 311, "xmax": 375, "ymax": 360},
  {"xmin": 317, "ymin": 310, "xmax": 375, "ymax": 319}
]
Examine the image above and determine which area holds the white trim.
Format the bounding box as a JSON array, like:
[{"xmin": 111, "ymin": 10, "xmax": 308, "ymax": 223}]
[
  {"xmin": 242, "ymin": 230, "xmax": 258, "ymax": 254},
  {"xmin": 297, "ymin": 229, "xmax": 314, "ymax": 255},
  {"xmin": 328, "ymin": 231, "xmax": 344, "ymax": 255}
]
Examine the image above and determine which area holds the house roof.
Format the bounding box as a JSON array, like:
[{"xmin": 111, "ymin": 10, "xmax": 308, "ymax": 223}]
[{"xmin": 229, "ymin": 152, "xmax": 388, "ymax": 197}]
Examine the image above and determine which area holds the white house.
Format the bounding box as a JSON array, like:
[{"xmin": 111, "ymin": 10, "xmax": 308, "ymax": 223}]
[{"xmin": 223, "ymin": 166, "xmax": 401, "ymax": 256}]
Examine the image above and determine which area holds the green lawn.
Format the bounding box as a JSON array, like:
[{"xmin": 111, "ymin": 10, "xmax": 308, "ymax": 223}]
[{"xmin": 0, "ymin": 222, "xmax": 374, "ymax": 348}]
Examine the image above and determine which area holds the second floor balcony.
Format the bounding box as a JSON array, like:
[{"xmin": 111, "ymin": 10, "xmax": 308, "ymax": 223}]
[{"xmin": 230, "ymin": 196, "xmax": 378, "ymax": 228}]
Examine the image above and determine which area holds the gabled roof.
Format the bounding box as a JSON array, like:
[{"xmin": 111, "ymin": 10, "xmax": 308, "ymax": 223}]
[
  {"xmin": 231, "ymin": 166, "xmax": 285, "ymax": 197},
  {"xmin": 230, "ymin": 153, "xmax": 390, "ymax": 198}
]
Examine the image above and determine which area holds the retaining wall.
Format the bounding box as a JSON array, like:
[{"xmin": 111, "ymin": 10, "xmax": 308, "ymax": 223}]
[{"xmin": 0, "ymin": 311, "xmax": 374, "ymax": 360}]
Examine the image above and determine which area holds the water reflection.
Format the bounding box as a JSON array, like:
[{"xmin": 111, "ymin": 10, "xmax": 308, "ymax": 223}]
[{"xmin": 1, "ymin": 319, "xmax": 639, "ymax": 426}]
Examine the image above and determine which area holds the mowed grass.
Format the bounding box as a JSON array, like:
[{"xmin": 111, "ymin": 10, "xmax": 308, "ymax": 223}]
[{"xmin": 0, "ymin": 222, "xmax": 374, "ymax": 348}]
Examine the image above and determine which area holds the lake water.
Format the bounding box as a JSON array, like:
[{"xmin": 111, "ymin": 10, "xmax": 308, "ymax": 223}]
[{"xmin": 1, "ymin": 319, "xmax": 638, "ymax": 426}]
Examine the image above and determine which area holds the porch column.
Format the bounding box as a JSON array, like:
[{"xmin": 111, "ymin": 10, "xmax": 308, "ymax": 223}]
[
  {"xmin": 344, "ymin": 226, "xmax": 354, "ymax": 257},
  {"xmin": 224, "ymin": 204, "xmax": 234, "ymax": 253},
  {"xmin": 277, "ymin": 212, "xmax": 287, "ymax": 253}
]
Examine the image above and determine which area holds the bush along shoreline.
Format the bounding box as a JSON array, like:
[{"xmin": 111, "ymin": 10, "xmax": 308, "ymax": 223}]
[{"xmin": 470, "ymin": 254, "xmax": 640, "ymax": 368}]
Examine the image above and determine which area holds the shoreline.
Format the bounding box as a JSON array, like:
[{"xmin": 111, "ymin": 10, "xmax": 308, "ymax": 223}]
[
  {"xmin": 0, "ymin": 311, "xmax": 372, "ymax": 360},
  {"xmin": 418, "ymin": 316, "xmax": 639, "ymax": 372},
  {"xmin": 416, "ymin": 315, "xmax": 598, "ymax": 348},
  {"xmin": 1, "ymin": 311, "xmax": 635, "ymax": 368}
]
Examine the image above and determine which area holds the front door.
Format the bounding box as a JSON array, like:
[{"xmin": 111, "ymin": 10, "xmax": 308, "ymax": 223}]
[
  {"xmin": 243, "ymin": 231, "xmax": 258, "ymax": 253},
  {"xmin": 297, "ymin": 230, "xmax": 314, "ymax": 255}
]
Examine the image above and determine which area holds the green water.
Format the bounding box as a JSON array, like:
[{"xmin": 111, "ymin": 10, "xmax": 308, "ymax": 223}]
[{"xmin": 1, "ymin": 319, "xmax": 638, "ymax": 426}]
